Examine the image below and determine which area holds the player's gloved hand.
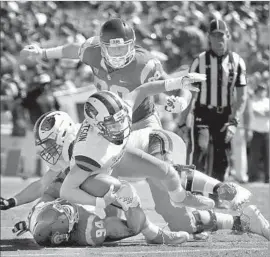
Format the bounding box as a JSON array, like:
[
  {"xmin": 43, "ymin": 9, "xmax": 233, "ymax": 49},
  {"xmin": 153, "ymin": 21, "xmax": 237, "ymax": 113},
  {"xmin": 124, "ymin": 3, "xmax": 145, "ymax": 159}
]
[
  {"xmin": 0, "ymin": 197, "xmax": 16, "ymax": 210},
  {"xmin": 182, "ymin": 73, "xmax": 206, "ymax": 92},
  {"xmin": 12, "ymin": 221, "xmax": 29, "ymax": 236},
  {"xmin": 165, "ymin": 96, "xmax": 188, "ymax": 113},
  {"xmin": 220, "ymin": 118, "xmax": 239, "ymax": 143},
  {"xmin": 20, "ymin": 44, "xmax": 44, "ymax": 61},
  {"xmin": 96, "ymin": 185, "xmax": 117, "ymax": 209}
]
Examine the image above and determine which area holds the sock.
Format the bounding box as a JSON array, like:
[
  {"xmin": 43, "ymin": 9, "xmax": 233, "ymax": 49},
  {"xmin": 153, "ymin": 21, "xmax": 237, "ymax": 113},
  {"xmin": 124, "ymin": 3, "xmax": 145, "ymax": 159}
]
[
  {"xmin": 215, "ymin": 213, "xmax": 234, "ymax": 230},
  {"xmin": 163, "ymin": 165, "xmax": 186, "ymax": 202},
  {"xmin": 194, "ymin": 211, "xmax": 234, "ymax": 232},
  {"xmin": 141, "ymin": 219, "xmax": 160, "ymax": 241},
  {"xmin": 181, "ymin": 169, "xmax": 222, "ymax": 196}
]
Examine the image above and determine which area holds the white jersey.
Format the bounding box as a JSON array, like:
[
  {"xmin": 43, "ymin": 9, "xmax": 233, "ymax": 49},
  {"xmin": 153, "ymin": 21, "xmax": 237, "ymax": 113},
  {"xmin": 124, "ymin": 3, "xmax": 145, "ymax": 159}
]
[
  {"xmin": 71, "ymin": 119, "xmax": 128, "ymax": 175},
  {"xmin": 46, "ymin": 123, "xmax": 81, "ymax": 172}
]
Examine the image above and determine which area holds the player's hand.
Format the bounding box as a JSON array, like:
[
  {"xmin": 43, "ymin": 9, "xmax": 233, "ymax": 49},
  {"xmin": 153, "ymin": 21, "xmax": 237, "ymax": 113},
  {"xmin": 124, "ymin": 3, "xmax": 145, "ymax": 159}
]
[
  {"xmin": 20, "ymin": 44, "xmax": 44, "ymax": 61},
  {"xmin": 165, "ymin": 96, "xmax": 188, "ymax": 113},
  {"xmin": 12, "ymin": 221, "xmax": 29, "ymax": 236},
  {"xmin": 103, "ymin": 185, "xmax": 117, "ymax": 207},
  {"xmin": 0, "ymin": 197, "xmax": 16, "ymax": 210},
  {"xmin": 220, "ymin": 122, "xmax": 237, "ymax": 143},
  {"xmin": 182, "ymin": 73, "xmax": 206, "ymax": 92}
]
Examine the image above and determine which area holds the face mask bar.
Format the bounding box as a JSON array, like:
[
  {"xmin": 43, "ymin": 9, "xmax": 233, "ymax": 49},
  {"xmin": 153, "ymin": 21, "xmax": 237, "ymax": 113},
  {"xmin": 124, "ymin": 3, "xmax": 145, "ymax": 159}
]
[
  {"xmin": 101, "ymin": 39, "xmax": 135, "ymax": 69},
  {"xmin": 36, "ymin": 134, "xmax": 63, "ymax": 165}
]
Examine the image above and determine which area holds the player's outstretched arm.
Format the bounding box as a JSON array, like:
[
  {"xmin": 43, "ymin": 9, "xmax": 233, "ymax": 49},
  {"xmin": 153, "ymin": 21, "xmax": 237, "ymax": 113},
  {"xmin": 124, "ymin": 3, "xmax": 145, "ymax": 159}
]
[
  {"xmin": 20, "ymin": 43, "xmax": 82, "ymax": 61},
  {"xmin": 0, "ymin": 169, "xmax": 58, "ymax": 210},
  {"xmin": 124, "ymin": 73, "xmax": 205, "ymax": 111}
]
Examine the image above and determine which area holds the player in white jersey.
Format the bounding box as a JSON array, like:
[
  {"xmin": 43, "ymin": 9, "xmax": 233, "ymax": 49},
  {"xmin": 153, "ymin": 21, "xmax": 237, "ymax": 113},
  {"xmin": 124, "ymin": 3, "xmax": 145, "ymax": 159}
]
[
  {"xmin": 0, "ymin": 111, "xmax": 79, "ymax": 210},
  {"xmin": 60, "ymin": 74, "xmax": 216, "ymax": 210}
]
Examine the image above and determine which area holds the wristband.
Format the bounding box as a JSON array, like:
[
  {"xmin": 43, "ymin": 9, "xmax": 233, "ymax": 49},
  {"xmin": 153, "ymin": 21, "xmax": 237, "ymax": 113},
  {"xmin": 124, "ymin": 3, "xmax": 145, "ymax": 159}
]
[
  {"xmin": 229, "ymin": 118, "xmax": 239, "ymax": 127},
  {"xmin": 96, "ymin": 197, "xmax": 106, "ymax": 209},
  {"xmin": 164, "ymin": 77, "xmax": 184, "ymax": 91},
  {"xmin": 8, "ymin": 198, "xmax": 16, "ymax": 208},
  {"xmin": 178, "ymin": 124, "xmax": 186, "ymax": 129},
  {"xmin": 44, "ymin": 46, "xmax": 63, "ymax": 59}
]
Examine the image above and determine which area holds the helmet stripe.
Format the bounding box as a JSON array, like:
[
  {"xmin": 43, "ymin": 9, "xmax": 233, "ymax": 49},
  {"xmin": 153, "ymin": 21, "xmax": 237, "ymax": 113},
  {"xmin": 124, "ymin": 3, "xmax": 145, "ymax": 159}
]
[
  {"xmin": 91, "ymin": 92, "xmax": 120, "ymax": 115},
  {"xmin": 102, "ymin": 91, "xmax": 123, "ymax": 110}
]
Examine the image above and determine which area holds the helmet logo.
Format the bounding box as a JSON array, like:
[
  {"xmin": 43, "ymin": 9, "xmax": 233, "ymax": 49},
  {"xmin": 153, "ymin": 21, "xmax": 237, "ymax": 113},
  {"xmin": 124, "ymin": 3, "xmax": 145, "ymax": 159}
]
[
  {"xmin": 41, "ymin": 116, "xmax": 55, "ymax": 131},
  {"xmin": 110, "ymin": 38, "xmax": 124, "ymax": 45},
  {"xmin": 51, "ymin": 232, "xmax": 69, "ymax": 245},
  {"xmin": 85, "ymin": 102, "xmax": 98, "ymax": 119}
]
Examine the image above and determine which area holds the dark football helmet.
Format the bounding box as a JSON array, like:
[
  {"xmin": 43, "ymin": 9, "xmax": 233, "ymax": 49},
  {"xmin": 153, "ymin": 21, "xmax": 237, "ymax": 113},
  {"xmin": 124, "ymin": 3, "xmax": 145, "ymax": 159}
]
[{"xmin": 100, "ymin": 18, "xmax": 136, "ymax": 69}]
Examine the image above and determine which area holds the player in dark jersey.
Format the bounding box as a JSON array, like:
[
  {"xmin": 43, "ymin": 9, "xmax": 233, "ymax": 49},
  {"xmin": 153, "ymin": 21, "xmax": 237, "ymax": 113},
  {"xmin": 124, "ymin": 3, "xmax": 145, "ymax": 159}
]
[{"xmin": 12, "ymin": 176, "xmax": 190, "ymax": 246}]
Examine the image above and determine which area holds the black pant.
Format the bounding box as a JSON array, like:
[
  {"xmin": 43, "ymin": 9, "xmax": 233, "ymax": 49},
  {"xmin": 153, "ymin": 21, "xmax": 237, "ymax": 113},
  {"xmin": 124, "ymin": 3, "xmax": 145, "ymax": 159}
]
[
  {"xmin": 248, "ymin": 131, "xmax": 269, "ymax": 183},
  {"xmin": 190, "ymin": 106, "xmax": 232, "ymax": 182}
]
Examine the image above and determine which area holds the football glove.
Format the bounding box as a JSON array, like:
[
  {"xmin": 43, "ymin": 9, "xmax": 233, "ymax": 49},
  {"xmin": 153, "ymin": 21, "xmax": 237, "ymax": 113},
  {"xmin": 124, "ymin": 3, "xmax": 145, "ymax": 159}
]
[
  {"xmin": 165, "ymin": 96, "xmax": 188, "ymax": 113},
  {"xmin": 20, "ymin": 44, "xmax": 43, "ymax": 61},
  {"xmin": 12, "ymin": 221, "xmax": 29, "ymax": 236},
  {"xmin": 0, "ymin": 197, "xmax": 16, "ymax": 210},
  {"xmin": 220, "ymin": 118, "xmax": 239, "ymax": 143}
]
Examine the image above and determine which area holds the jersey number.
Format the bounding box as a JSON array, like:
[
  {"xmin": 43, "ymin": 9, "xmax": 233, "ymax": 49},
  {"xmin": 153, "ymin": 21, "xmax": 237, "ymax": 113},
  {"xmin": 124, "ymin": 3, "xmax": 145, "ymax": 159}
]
[
  {"xmin": 95, "ymin": 220, "xmax": 106, "ymax": 238},
  {"xmin": 94, "ymin": 76, "xmax": 130, "ymax": 98}
]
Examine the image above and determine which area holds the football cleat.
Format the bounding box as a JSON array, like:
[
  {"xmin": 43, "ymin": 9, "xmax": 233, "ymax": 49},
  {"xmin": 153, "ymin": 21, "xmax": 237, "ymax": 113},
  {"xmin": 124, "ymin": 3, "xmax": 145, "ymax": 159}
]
[
  {"xmin": 147, "ymin": 229, "xmax": 189, "ymax": 245},
  {"xmin": 217, "ymin": 183, "xmax": 251, "ymax": 211},
  {"xmin": 115, "ymin": 181, "xmax": 141, "ymax": 211},
  {"xmin": 171, "ymin": 191, "xmax": 215, "ymax": 210},
  {"xmin": 240, "ymin": 205, "xmax": 270, "ymax": 241}
]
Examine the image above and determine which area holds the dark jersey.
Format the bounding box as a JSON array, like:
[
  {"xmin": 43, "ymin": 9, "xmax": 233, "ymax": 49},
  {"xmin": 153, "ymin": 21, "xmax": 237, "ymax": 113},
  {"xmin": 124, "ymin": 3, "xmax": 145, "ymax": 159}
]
[{"xmin": 79, "ymin": 36, "xmax": 164, "ymax": 123}]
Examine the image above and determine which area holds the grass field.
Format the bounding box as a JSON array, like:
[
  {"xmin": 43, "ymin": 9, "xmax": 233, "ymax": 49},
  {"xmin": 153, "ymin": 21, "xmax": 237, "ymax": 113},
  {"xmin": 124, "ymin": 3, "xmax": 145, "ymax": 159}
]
[{"xmin": 1, "ymin": 177, "xmax": 269, "ymax": 257}]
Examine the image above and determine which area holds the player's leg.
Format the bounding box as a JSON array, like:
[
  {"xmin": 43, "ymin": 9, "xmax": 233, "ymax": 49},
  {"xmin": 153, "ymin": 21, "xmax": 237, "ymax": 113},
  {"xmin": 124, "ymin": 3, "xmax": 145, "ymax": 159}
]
[
  {"xmin": 114, "ymin": 181, "xmax": 189, "ymax": 244},
  {"xmin": 148, "ymin": 129, "xmax": 251, "ymax": 211},
  {"xmin": 114, "ymin": 146, "xmax": 214, "ymax": 209}
]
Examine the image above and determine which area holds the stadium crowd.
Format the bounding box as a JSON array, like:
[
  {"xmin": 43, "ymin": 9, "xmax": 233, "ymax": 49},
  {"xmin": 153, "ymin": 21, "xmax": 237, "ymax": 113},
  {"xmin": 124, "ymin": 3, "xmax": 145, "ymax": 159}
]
[{"xmin": 1, "ymin": 1, "xmax": 269, "ymax": 182}]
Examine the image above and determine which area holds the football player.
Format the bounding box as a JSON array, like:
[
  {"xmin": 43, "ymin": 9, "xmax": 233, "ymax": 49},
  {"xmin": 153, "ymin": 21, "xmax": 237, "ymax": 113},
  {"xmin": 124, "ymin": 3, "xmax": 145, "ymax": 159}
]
[
  {"xmin": 20, "ymin": 18, "xmax": 190, "ymax": 131},
  {"xmin": 12, "ymin": 173, "xmax": 270, "ymax": 244},
  {"xmin": 60, "ymin": 74, "xmax": 217, "ymax": 210},
  {"xmin": 12, "ymin": 177, "xmax": 190, "ymax": 246},
  {"xmin": 2, "ymin": 112, "xmax": 269, "ymax": 241}
]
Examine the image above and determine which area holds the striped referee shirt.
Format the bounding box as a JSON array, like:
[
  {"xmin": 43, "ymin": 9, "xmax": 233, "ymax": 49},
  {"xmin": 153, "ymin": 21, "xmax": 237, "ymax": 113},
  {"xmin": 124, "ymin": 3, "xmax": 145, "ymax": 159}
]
[{"xmin": 189, "ymin": 50, "xmax": 247, "ymax": 108}]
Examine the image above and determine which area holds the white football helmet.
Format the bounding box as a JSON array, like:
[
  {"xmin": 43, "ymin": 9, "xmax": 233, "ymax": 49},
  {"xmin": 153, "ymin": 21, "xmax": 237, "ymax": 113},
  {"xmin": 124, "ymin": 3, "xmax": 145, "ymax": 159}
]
[
  {"xmin": 34, "ymin": 111, "xmax": 76, "ymax": 165},
  {"xmin": 84, "ymin": 90, "xmax": 131, "ymax": 145}
]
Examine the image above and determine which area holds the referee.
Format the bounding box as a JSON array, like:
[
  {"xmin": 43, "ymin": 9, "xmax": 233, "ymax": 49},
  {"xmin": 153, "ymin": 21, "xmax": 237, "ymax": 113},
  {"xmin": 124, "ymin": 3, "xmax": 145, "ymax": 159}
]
[{"xmin": 186, "ymin": 19, "xmax": 248, "ymax": 182}]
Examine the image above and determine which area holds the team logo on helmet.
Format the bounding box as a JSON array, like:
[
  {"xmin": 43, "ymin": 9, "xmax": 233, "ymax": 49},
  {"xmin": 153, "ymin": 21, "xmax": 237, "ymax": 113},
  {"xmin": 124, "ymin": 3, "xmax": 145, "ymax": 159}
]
[
  {"xmin": 84, "ymin": 102, "xmax": 99, "ymax": 120},
  {"xmin": 41, "ymin": 116, "xmax": 56, "ymax": 131},
  {"xmin": 51, "ymin": 231, "xmax": 69, "ymax": 245}
]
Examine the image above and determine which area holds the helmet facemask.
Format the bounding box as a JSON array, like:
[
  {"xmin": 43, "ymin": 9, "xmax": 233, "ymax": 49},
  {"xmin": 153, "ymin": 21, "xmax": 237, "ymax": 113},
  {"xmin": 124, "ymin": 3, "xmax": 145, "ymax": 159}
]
[
  {"xmin": 36, "ymin": 135, "xmax": 63, "ymax": 165},
  {"xmin": 101, "ymin": 38, "xmax": 135, "ymax": 69},
  {"xmin": 34, "ymin": 113, "xmax": 69, "ymax": 166},
  {"xmin": 97, "ymin": 108, "xmax": 131, "ymax": 145}
]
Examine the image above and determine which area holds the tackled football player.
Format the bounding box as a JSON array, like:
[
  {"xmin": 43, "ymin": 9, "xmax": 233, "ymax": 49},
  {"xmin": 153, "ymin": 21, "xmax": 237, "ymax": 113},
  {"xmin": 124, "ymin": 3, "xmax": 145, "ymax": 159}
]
[{"xmin": 60, "ymin": 73, "xmax": 216, "ymax": 210}]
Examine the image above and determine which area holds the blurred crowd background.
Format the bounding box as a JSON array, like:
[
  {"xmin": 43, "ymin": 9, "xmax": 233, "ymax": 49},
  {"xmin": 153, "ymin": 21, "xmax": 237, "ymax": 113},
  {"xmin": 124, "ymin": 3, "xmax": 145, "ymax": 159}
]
[{"xmin": 1, "ymin": 1, "xmax": 269, "ymax": 182}]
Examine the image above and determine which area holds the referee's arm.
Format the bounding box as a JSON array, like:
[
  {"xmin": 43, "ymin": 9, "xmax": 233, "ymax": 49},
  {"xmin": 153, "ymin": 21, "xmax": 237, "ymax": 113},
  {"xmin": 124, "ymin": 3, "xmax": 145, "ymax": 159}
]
[{"xmin": 231, "ymin": 57, "xmax": 248, "ymax": 121}]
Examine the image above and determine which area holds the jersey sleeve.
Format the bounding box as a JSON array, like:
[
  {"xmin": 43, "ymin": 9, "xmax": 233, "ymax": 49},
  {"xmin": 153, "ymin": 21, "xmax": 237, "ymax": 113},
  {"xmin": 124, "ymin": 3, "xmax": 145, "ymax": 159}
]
[
  {"xmin": 140, "ymin": 58, "xmax": 164, "ymax": 84},
  {"xmin": 78, "ymin": 36, "xmax": 100, "ymax": 65},
  {"xmin": 235, "ymin": 56, "xmax": 247, "ymax": 87}
]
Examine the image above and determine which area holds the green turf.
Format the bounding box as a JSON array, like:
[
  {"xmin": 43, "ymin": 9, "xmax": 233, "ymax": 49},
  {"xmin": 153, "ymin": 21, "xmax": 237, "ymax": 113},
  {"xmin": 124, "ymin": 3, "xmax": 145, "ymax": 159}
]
[{"xmin": 1, "ymin": 177, "xmax": 269, "ymax": 257}]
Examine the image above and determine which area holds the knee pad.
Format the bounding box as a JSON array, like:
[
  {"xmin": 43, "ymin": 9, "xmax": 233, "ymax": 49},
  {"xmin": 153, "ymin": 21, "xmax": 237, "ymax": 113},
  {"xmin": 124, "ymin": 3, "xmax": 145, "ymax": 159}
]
[{"xmin": 192, "ymin": 210, "xmax": 218, "ymax": 233}]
